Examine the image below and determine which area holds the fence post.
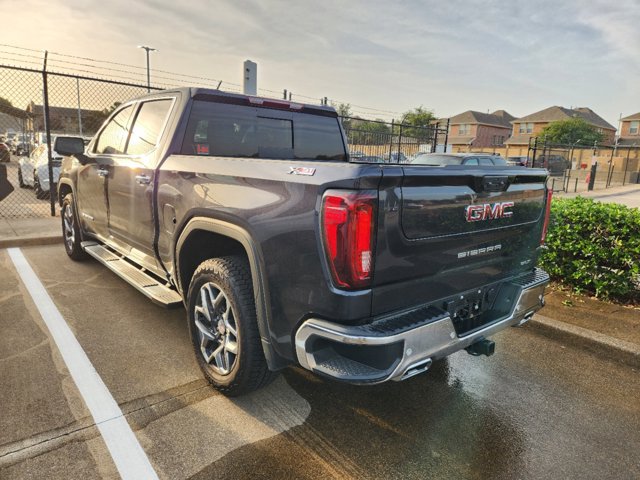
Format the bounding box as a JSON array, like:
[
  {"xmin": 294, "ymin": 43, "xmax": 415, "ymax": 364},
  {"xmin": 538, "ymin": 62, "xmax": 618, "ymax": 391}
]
[
  {"xmin": 389, "ymin": 120, "xmax": 394, "ymax": 160},
  {"xmin": 42, "ymin": 51, "xmax": 55, "ymax": 217},
  {"xmin": 623, "ymin": 147, "xmax": 631, "ymax": 186},
  {"xmin": 397, "ymin": 123, "xmax": 403, "ymax": 159},
  {"xmin": 443, "ymin": 118, "xmax": 450, "ymax": 153},
  {"xmin": 588, "ymin": 163, "xmax": 597, "ymax": 191}
]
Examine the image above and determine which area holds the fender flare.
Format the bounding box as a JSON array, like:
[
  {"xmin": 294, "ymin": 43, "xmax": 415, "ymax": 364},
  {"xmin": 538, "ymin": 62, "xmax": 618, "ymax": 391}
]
[{"xmin": 174, "ymin": 217, "xmax": 285, "ymax": 370}]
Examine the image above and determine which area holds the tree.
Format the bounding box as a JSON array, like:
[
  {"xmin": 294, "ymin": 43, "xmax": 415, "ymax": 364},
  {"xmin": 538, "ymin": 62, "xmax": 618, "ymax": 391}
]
[
  {"xmin": 0, "ymin": 97, "xmax": 12, "ymax": 108},
  {"xmin": 332, "ymin": 102, "xmax": 353, "ymax": 131},
  {"xmin": 349, "ymin": 117, "xmax": 391, "ymax": 145},
  {"xmin": 84, "ymin": 102, "xmax": 122, "ymax": 134},
  {"xmin": 537, "ymin": 118, "xmax": 604, "ymax": 145},
  {"xmin": 400, "ymin": 106, "xmax": 436, "ymax": 140}
]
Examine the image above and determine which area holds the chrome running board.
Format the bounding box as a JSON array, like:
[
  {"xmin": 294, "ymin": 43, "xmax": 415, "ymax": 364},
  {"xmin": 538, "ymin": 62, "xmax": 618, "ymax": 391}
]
[{"xmin": 82, "ymin": 241, "xmax": 182, "ymax": 308}]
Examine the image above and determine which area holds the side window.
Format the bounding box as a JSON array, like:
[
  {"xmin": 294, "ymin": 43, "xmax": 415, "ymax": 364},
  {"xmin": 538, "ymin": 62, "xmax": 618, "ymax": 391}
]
[
  {"xmin": 464, "ymin": 157, "xmax": 479, "ymax": 166},
  {"xmin": 126, "ymin": 99, "xmax": 173, "ymax": 155},
  {"xmin": 479, "ymin": 157, "xmax": 493, "ymax": 166},
  {"xmin": 94, "ymin": 105, "xmax": 133, "ymax": 154}
]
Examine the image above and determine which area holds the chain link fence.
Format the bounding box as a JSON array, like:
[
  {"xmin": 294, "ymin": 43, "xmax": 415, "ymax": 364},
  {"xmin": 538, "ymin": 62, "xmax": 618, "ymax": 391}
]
[
  {"xmin": 0, "ymin": 65, "xmax": 159, "ymax": 218},
  {"xmin": 0, "ymin": 63, "xmax": 449, "ymax": 219}
]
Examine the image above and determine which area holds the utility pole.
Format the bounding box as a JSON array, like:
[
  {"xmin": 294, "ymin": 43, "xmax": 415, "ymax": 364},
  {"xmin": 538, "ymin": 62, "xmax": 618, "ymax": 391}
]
[{"xmin": 137, "ymin": 45, "xmax": 157, "ymax": 92}]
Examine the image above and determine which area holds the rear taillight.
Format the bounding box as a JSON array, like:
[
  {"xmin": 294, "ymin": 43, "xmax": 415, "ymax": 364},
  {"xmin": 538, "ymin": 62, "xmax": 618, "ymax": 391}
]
[
  {"xmin": 321, "ymin": 190, "xmax": 377, "ymax": 289},
  {"xmin": 540, "ymin": 189, "xmax": 553, "ymax": 245}
]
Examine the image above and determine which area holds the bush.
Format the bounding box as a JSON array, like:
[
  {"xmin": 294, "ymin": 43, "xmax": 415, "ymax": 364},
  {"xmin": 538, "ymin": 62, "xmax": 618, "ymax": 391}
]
[{"xmin": 539, "ymin": 197, "xmax": 640, "ymax": 302}]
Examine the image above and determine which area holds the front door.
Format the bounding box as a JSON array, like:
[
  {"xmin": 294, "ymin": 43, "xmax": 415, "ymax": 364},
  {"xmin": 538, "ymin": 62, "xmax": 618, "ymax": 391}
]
[
  {"xmin": 106, "ymin": 98, "xmax": 174, "ymax": 263},
  {"xmin": 76, "ymin": 104, "xmax": 135, "ymax": 239}
]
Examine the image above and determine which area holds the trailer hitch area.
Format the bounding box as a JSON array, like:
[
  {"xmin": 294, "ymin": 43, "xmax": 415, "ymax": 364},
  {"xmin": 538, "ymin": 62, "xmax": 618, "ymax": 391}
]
[{"xmin": 465, "ymin": 338, "xmax": 495, "ymax": 357}]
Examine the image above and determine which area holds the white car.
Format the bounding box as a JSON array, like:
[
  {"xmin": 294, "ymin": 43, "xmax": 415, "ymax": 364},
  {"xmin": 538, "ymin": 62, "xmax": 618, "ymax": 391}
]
[{"xmin": 18, "ymin": 142, "xmax": 64, "ymax": 198}]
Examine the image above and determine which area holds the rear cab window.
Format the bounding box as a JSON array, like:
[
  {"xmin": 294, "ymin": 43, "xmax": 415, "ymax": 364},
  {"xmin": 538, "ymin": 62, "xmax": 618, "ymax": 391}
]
[{"xmin": 181, "ymin": 100, "xmax": 346, "ymax": 161}]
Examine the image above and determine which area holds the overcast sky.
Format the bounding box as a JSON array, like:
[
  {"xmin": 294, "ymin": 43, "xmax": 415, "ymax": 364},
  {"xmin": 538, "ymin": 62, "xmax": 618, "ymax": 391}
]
[{"xmin": 2, "ymin": 0, "xmax": 639, "ymax": 127}]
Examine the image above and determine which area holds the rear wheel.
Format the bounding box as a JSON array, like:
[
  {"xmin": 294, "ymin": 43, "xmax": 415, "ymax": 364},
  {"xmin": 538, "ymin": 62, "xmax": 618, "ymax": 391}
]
[
  {"xmin": 61, "ymin": 193, "xmax": 88, "ymax": 261},
  {"xmin": 187, "ymin": 256, "xmax": 276, "ymax": 396},
  {"xmin": 34, "ymin": 174, "xmax": 46, "ymax": 199}
]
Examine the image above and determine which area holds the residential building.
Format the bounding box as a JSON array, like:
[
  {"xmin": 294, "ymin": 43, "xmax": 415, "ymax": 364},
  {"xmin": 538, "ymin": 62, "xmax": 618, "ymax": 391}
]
[
  {"xmin": 447, "ymin": 110, "xmax": 515, "ymax": 150},
  {"xmin": 25, "ymin": 102, "xmax": 103, "ymax": 136},
  {"xmin": 617, "ymin": 112, "xmax": 640, "ymax": 146},
  {"xmin": 505, "ymin": 106, "xmax": 617, "ymax": 146}
]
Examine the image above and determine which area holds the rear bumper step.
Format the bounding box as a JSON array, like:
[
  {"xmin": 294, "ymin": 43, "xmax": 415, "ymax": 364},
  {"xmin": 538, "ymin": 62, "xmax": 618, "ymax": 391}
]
[
  {"xmin": 82, "ymin": 241, "xmax": 182, "ymax": 308},
  {"xmin": 295, "ymin": 268, "xmax": 549, "ymax": 384}
]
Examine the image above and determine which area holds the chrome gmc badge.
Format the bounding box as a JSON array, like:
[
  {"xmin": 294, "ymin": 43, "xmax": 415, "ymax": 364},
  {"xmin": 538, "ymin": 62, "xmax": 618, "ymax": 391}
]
[{"xmin": 465, "ymin": 202, "xmax": 514, "ymax": 222}]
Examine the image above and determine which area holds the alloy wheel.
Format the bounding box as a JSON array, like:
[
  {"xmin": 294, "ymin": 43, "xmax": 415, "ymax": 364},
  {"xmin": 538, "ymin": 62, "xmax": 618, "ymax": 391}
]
[
  {"xmin": 63, "ymin": 203, "xmax": 75, "ymax": 251},
  {"xmin": 193, "ymin": 282, "xmax": 238, "ymax": 375}
]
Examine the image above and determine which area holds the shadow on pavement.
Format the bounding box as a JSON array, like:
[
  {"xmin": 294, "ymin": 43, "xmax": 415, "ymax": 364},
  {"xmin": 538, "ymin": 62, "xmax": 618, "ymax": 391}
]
[
  {"xmin": 0, "ymin": 163, "xmax": 14, "ymax": 202},
  {"xmin": 194, "ymin": 359, "xmax": 525, "ymax": 480}
]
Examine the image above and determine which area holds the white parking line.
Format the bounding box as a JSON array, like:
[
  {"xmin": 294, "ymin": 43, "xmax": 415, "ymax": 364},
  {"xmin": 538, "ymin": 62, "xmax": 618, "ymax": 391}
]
[{"xmin": 8, "ymin": 248, "xmax": 159, "ymax": 480}]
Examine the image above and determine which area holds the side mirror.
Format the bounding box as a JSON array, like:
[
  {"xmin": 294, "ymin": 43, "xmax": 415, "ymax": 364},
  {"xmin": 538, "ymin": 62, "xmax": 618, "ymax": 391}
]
[{"xmin": 54, "ymin": 136, "xmax": 85, "ymax": 156}]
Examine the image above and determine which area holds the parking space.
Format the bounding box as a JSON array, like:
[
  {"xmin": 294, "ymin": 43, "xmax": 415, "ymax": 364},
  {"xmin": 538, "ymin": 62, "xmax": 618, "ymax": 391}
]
[{"xmin": 1, "ymin": 244, "xmax": 640, "ymax": 479}]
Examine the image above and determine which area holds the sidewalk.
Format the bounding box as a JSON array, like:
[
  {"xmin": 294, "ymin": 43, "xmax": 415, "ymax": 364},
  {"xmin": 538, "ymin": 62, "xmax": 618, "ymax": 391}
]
[
  {"xmin": 555, "ymin": 183, "xmax": 640, "ymax": 208},
  {"xmin": 527, "ymin": 287, "xmax": 640, "ymax": 369},
  {"xmin": 0, "ymin": 216, "xmax": 61, "ymax": 249}
]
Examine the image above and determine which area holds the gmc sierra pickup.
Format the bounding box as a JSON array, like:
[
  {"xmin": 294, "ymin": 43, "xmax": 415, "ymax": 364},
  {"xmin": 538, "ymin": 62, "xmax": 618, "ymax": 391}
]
[{"xmin": 55, "ymin": 88, "xmax": 550, "ymax": 395}]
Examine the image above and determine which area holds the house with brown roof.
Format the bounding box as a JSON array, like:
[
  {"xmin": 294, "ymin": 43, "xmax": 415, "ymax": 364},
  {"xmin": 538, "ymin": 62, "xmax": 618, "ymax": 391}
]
[
  {"xmin": 617, "ymin": 112, "xmax": 640, "ymax": 147},
  {"xmin": 505, "ymin": 106, "xmax": 616, "ymax": 146},
  {"xmin": 447, "ymin": 110, "xmax": 515, "ymax": 151}
]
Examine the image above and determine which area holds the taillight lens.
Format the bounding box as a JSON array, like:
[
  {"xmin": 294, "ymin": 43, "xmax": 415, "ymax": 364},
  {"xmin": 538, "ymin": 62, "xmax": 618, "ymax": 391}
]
[
  {"xmin": 321, "ymin": 190, "xmax": 377, "ymax": 289},
  {"xmin": 540, "ymin": 189, "xmax": 553, "ymax": 245}
]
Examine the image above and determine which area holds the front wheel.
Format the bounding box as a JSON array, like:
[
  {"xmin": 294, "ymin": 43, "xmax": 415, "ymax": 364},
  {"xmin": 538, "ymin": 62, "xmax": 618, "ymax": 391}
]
[
  {"xmin": 61, "ymin": 193, "xmax": 88, "ymax": 261},
  {"xmin": 187, "ymin": 256, "xmax": 276, "ymax": 396}
]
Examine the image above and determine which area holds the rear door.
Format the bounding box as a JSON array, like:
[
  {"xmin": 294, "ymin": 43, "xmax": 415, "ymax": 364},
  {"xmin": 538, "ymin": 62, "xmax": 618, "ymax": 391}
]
[
  {"xmin": 106, "ymin": 98, "xmax": 174, "ymax": 260},
  {"xmin": 371, "ymin": 165, "xmax": 548, "ymax": 315}
]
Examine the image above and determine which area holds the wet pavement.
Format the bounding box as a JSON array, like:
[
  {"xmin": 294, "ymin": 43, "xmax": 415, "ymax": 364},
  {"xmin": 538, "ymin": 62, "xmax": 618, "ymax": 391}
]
[{"xmin": 1, "ymin": 244, "xmax": 639, "ymax": 479}]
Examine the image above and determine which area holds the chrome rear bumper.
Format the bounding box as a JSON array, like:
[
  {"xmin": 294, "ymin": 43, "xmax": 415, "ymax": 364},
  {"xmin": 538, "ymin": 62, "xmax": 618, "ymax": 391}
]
[{"xmin": 295, "ymin": 268, "xmax": 549, "ymax": 384}]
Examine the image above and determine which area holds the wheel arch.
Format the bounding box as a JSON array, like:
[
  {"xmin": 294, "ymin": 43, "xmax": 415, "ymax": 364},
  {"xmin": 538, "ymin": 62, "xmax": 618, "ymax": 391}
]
[
  {"xmin": 175, "ymin": 217, "xmax": 287, "ymax": 370},
  {"xmin": 57, "ymin": 180, "xmax": 74, "ymax": 206}
]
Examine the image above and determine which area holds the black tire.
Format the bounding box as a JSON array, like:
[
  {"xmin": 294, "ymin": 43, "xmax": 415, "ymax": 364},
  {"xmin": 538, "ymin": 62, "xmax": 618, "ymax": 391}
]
[
  {"xmin": 61, "ymin": 193, "xmax": 88, "ymax": 261},
  {"xmin": 18, "ymin": 169, "xmax": 25, "ymax": 188},
  {"xmin": 34, "ymin": 175, "xmax": 46, "ymax": 199},
  {"xmin": 187, "ymin": 256, "xmax": 277, "ymax": 396}
]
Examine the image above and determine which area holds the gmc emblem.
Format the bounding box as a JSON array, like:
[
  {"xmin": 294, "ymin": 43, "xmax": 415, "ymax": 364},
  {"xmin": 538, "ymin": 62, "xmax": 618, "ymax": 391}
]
[{"xmin": 465, "ymin": 202, "xmax": 514, "ymax": 222}]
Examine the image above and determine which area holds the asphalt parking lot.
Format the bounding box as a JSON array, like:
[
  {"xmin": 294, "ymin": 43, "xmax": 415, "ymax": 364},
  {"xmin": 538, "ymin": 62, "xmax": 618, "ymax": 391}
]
[{"xmin": 1, "ymin": 244, "xmax": 640, "ymax": 480}]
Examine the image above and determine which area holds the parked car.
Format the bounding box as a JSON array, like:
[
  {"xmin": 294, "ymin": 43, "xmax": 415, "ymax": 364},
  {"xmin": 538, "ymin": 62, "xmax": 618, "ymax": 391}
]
[
  {"xmin": 533, "ymin": 155, "xmax": 570, "ymax": 176},
  {"xmin": 386, "ymin": 152, "xmax": 408, "ymax": 163},
  {"xmin": 353, "ymin": 155, "xmax": 386, "ymax": 163},
  {"xmin": 15, "ymin": 142, "xmax": 31, "ymax": 157},
  {"xmin": 507, "ymin": 156, "xmax": 529, "ymax": 167},
  {"xmin": 18, "ymin": 144, "xmax": 42, "ymax": 188},
  {"xmin": 56, "ymin": 87, "xmax": 550, "ymax": 396},
  {"xmin": 18, "ymin": 138, "xmax": 71, "ymax": 198},
  {"xmin": 411, "ymin": 153, "xmax": 508, "ymax": 166},
  {"xmin": 0, "ymin": 142, "xmax": 10, "ymax": 162}
]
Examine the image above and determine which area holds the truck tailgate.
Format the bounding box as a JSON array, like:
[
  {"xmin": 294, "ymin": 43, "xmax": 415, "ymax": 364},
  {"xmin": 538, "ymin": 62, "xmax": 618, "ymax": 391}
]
[{"xmin": 371, "ymin": 165, "xmax": 548, "ymax": 316}]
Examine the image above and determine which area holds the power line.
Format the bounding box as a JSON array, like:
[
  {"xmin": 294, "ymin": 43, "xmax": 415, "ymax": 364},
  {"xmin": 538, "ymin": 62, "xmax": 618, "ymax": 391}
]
[{"xmin": 0, "ymin": 43, "xmax": 408, "ymax": 116}]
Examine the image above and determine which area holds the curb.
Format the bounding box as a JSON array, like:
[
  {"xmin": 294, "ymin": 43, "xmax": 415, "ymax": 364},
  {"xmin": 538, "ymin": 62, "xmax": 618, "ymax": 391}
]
[
  {"xmin": 0, "ymin": 235, "xmax": 62, "ymax": 249},
  {"xmin": 527, "ymin": 314, "xmax": 640, "ymax": 369}
]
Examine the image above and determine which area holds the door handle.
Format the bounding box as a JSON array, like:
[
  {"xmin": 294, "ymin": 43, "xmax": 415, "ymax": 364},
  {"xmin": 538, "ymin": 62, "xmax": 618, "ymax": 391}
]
[
  {"xmin": 135, "ymin": 174, "xmax": 151, "ymax": 185},
  {"xmin": 97, "ymin": 168, "xmax": 108, "ymax": 177}
]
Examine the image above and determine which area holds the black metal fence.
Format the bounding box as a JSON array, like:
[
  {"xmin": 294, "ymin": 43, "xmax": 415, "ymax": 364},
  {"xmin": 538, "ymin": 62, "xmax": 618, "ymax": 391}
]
[
  {"xmin": 0, "ymin": 64, "xmax": 160, "ymax": 218},
  {"xmin": 340, "ymin": 116, "xmax": 449, "ymax": 163},
  {"xmin": 528, "ymin": 137, "xmax": 640, "ymax": 193}
]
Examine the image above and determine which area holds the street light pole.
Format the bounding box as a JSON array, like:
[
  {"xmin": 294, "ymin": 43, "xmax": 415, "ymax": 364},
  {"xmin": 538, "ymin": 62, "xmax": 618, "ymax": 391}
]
[{"xmin": 137, "ymin": 45, "xmax": 157, "ymax": 92}]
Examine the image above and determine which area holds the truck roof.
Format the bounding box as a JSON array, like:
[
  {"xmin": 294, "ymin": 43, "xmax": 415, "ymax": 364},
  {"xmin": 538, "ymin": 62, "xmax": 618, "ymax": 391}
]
[{"xmin": 131, "ymin": 87, "xmax": 338, "ymax": 117}]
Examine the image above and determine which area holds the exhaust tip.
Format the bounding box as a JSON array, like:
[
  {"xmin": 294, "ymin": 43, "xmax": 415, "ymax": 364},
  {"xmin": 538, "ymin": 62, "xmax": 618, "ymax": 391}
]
[{"xmin": 399, "ymin": 358, "xmax": 432, "ymax": 380}]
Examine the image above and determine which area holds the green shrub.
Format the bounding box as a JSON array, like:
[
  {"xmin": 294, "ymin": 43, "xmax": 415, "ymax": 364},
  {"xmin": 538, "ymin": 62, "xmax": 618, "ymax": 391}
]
[{"xmin": 539, "ymin": 197, "xmax": 640, "ymax": 302}]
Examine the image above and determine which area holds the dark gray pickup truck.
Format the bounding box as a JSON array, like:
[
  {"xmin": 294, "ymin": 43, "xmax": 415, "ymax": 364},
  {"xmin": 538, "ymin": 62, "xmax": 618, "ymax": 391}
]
[{"xmin": 56, "ymin": 88, "xmax": 551, "ymax": 395}]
